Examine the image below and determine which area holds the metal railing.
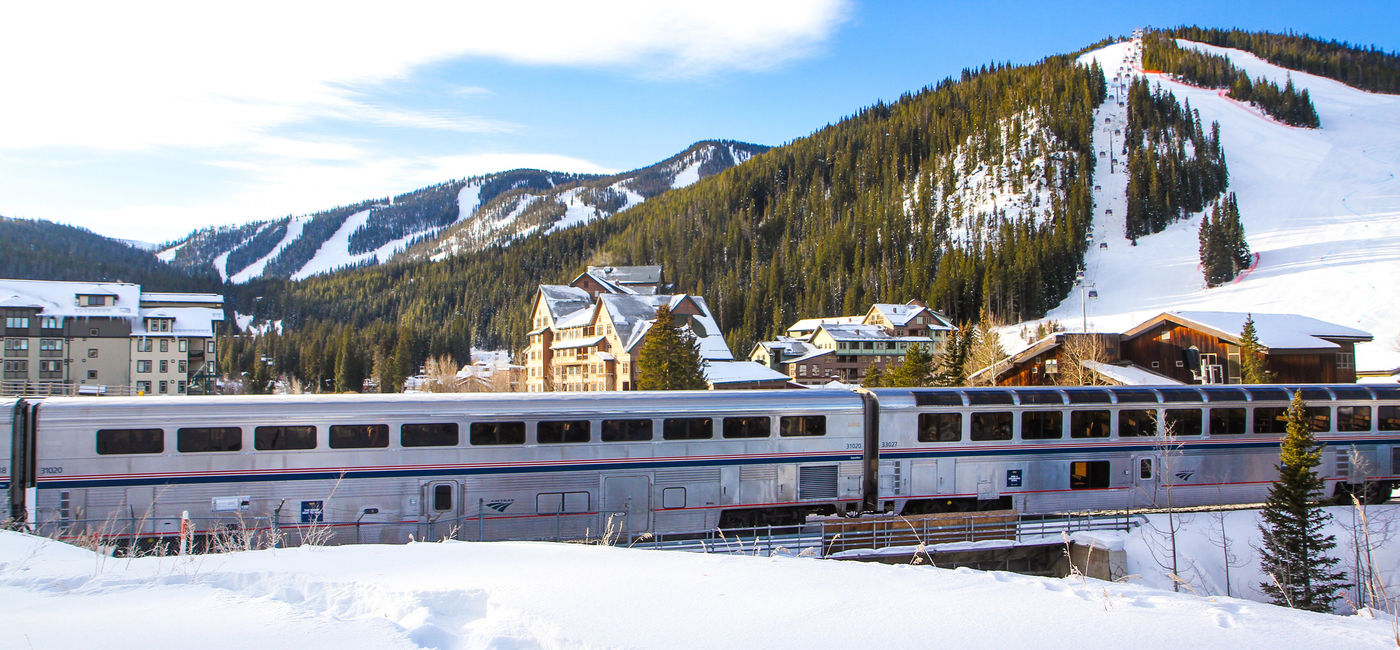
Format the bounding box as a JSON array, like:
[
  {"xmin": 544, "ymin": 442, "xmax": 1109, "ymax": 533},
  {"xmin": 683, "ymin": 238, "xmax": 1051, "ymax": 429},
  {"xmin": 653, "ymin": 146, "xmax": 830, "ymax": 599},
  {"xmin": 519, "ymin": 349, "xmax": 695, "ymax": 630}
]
[
  {"xmin": 1, "ymin": 380, "xmax": 140, "ymax": 397},
  {"xmin": 22, "ymin": 509, "xmax": 1143, "ymax": 559}
]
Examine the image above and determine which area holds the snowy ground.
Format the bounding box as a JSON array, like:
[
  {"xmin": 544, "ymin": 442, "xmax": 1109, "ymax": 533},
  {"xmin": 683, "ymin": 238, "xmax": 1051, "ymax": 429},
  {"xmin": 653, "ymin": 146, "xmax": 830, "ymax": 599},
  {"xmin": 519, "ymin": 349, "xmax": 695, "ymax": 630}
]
[
  {"xmin": 3, "ymin": 506, "xmax": 1398, "ymax": 648},
  {"xmin": 1020, "ymin": 39, "xmax": 1400, "ymax": 373}
]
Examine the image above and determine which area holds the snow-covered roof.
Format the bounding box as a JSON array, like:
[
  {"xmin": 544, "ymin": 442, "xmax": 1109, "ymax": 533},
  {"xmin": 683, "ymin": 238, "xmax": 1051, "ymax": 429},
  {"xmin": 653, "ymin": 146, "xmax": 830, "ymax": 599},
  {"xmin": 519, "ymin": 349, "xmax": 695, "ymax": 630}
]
[
  {"xmin": 0, "ymin": 279, "xmax": 141, "ymax": 318},
  {"xmin": 600, "ymin": 293, "xmax": 732, "ymax": 360},
  {"xmin": 538, "ymin": 285, "xmax": 593, "ymax": 322},
  {"xmin": 702, "ymin": 361, "xmax": 790, "ymax": 386},
  {"xmin": 550, "ymin": 335, "xmax": 605, "ymax": 350},
  {"xmin": 1081, "ymin": 361, "xmax": 1186, "ymax": 386},
  {"xmin": 587, "ymin": 265, "xmax": 661, "ymax": 285},
  {"xmin": 785, "ymin": 347, "xmax": 834, "ymax": 364},
  {"xmin": 1134, "ymin": 311, "xmax": 1373, "ymax": 351},
  {"xmin": 867, "ymin": 302, "xmax": 928, "ymax": 327},
  {"xmin": 787, "ymin": 316, "xmax": 862, "ymax": 333},
  {"xmin": 132, "ymin": 307, "xmax": 224, "ymax": 337},
  {"xmin": 818, "ymin": 323, "xmax": 935, "ymax": 344}
]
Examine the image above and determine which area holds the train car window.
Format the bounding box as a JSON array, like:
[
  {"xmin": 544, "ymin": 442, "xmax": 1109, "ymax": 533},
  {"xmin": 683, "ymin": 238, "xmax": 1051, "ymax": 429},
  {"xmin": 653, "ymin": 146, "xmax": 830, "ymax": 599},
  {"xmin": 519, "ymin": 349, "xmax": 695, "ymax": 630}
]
[
  {"xmin": 537, "ymin": 491, "xmax": 590, "ymax": 514},
  {"xmin": 1070, "ymin": 411, "xmax": 1110, "ymax": 438},
  {"xmin": 1139, "ymin": 458, "xmax": 1154, "ymax": 480},
  {"xmin": 538, "ymin": 420, "xmax": 591, "ymax": 444},
  {"xmin": 1253, "ymin": 407, "xmax": 1288, "ymax": 434},
  {"xmin": 1394, "ymin": 448, "xmax": 1400, "ymax": 475},
  {"xmin": 1329, "ymin": 387, "xmax": 1372, "ymax": 400},
  {"xmin": 402, "ymin": 423, "xmax": 459, "ymax": 447},
  {"xmin": 96, "ymin": 428, "xmax": 164, "ymax": 455},
  {"xmin": 917, "ymin": 413, "xmax": 961, "ymax": 442},
  {"xmin": 1336, "ymin": 406, "xmax": 1371, "ymax": 432},
  {"xmin": 1117, "ymin": 409, "xmax": 1158, "ymax": 437},
  {"xmin": 470, "ymin": 421, "xmax": 526, "ymax": 445},
  {"xmin": 176, "ymin": 427, "xmax": 241, "ymax": 452},
  {"xmin": 1244, "ymin": 387, "xmax": 1291, "ymax": 402},
  {"xmin": 970, "ymin": 412, "xmax": 1013, "ymax": 441},
  {"xmin": 1157, "ymin": 388, "xmax": 1204, "ymax": 403},
  {"xmin": 1208, "ymin": 408, "xmax": 1246, "ymax": 435},
  {"xmin": 602, "ymin": 419, "xmax": 653, "ymax": 442},
  {"xmin": 913, "ymin": 392, "xmax": 965, "ymax": 407},
  {"xmin": 433, "ymin": 485, "xmax": 453, "ymax": 511},
  {"xmin": 661, "ymin": 487, "xmax": 686, "ymax": 509},
  {"xmin": 1071, "ymin": 461, "xmax": 1110, "ymax": 489},
  {"xmin": 1065, "ymin": 389, "xmax": 1113, "ymax": 404},
  {"xmin": 1311, "ymin": 409, "xmax": 1332, "ymax": 432},
  {"xmin": 1379, "ymin": 406, "xmax": 1400, "ymax": 431},
  {"xmin": 723, "ymin": 417, "xmax": 771, "ymax": 439},
  {"xmin": 329, "ymin": 424, "xmax": 390, "ymax": 448},
  {"xmin": 780, "ymin": 415, "xmax": 826, "ymax": 437},
  {"xmin": 663, "ymin": 418, "xmax": 713, "ymax": 440},
  {"xmin": 1292, "ymin": 387, "xmax": 1332, "ymax": 401},
  {"xmin": 1164, "ymin": 409, "xmax": 1202, "ymax": 436},
  {"xmin": 1370, "ymin": 387, "xmax": 1400, "ymax": 400},
  {"xmin": 1202, "ymin": 387, "xmax": 1246, "ymax": 402},
  {"xmin": 1018, "ymin": 390, "xmax": 1065, "ymax": 405},
  {"xmin": 1112, "ymin": 389, "xmax": 1159, "ymax": 404},
  {"xmin": 254, "ymin": 426, "xmax": 316, "ymax": 450},
  {"xmin": 965, "ymin": 390, "xmax": 1014, "ymax": 405},
  {"xmin": 1021, "ymin": 411, "xmax": 1063, "ymax": 440}
]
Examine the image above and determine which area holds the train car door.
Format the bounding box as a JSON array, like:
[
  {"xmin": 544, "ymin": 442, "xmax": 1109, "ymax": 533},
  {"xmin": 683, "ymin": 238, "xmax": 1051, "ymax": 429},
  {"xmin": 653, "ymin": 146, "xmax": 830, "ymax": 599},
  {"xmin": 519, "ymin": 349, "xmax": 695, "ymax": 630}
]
[
  {"xmin": 935, "ymin": 459, "xmax": 956, "ymax": 495},
  {"xmin": 1132, "ymin": 455, "xmax": 1158, "ymax": 508},
  {"xmin": 602, "ymin": 476, "xmax": 650, "ymax": 541},
  {"xmin": 419, "ymin": 480, "xmax": 460, "ymax": 541}
]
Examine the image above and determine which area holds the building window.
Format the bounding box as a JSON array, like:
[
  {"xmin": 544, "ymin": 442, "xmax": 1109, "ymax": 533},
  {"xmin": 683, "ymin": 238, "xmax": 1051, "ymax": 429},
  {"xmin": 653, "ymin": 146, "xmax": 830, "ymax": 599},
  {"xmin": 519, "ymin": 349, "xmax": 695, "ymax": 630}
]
[
  {"xmin": 136, "ymin": 380, "xmax": 152, "ymax": 393},
  {"xmin": 89, "ymin": 328, "xmax": 99, "ymax": 336},
  {"xmin": 159, "ymin": 360, "xmax": 168, "ymax": 373},
  {"xmin": 88, "ymin": 348, "xmax": 98, "ymax": 358},
  {"xmin": 206, "ymin": 341, "xmax": 215, "ymax": 354},
  {"xmin": 178, "ymin": 360, "xmax": 187, "ymax": 373},
  {"xmin": 40, "ymin": 339, "xmax": 62, "ymax": 351},
  {"xmin": 160, "ymin": 339, "xmax": 169, "ymax": 352},
  {"xmin": 158, "ymin": 380, "xmax": 168, "ymax": 393},
  {"xmin": 41, "ymin": 316, "xmax": 60, "ymax": 329},
  {"xmin": 137, "ymin": 339, "xmax": 152, "ymax": 352},
  {"xmin": 86, "ymin": 370, "xmax": 98, "ymax": 380},
  {"xmin": 1337, "ymin": 352, "xmax": 1354, "ymax": 370},
  {"xmin": 83, "ymin": 295, "xmax": 108, "ymax": 306},
  {"xmin": 3, "ymin": 338, "xmax": 27, "ymax": 354},
  {"xmin": 179, "ymin": 339, "xmax": 188, "ymax": 352},
  {"xmin": 136, "ymin": 360, "xmax": 151, "ymax": 373},
  {"xmin": 5, "ymin": 316, "xmax": 28, "ymax": 329},
  {"xmin": 177, "ymin": 380, "xmax": 186, "ymax": 393},
  {"xmin": 2, "ymin": 359, "xmax": 27, "ymax": 377}
]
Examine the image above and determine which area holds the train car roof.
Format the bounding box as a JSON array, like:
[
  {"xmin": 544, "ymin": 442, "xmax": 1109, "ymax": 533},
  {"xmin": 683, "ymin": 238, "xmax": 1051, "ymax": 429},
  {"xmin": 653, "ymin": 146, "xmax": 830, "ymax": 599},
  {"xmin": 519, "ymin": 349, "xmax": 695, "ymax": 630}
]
[
  {"xmin": 30, "ymin": 388, "xmax": 867, "ymax": 420},
  {"xmin": 871, "ymin": 384, "xmax": 1400, "ymax": 408}
]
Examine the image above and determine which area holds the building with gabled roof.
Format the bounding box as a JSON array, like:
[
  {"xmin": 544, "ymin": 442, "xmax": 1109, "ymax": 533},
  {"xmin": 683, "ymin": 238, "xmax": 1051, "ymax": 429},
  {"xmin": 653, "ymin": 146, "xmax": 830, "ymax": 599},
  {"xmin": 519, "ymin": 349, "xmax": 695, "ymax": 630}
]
[
  {"xmin": 525, "ymin": 268, "xmax": 738, "ymax": 391},
  {"xmin": 1, "ymin": 278, "xmax": 224, "ymax": 396},
  {"xmin": 751, "ymin": 299, "xmax": 955, "ymax": 386}
]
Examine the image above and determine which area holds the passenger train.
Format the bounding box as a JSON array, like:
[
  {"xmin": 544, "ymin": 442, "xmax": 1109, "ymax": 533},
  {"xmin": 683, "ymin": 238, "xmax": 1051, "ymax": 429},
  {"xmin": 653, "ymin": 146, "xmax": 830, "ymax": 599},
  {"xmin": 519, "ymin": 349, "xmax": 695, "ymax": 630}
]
[{"xmin": 4, "ymin": 384, "xmax": 1399, "ymax": 546}]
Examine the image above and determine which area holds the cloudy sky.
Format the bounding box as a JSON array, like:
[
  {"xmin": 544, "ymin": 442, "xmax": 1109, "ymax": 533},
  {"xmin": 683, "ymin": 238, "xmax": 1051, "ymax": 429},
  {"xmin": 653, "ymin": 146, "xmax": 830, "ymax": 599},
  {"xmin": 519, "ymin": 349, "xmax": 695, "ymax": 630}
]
[{"xmin": 2, "ymin": 0, "xmax": 1396, "ymax": 244}]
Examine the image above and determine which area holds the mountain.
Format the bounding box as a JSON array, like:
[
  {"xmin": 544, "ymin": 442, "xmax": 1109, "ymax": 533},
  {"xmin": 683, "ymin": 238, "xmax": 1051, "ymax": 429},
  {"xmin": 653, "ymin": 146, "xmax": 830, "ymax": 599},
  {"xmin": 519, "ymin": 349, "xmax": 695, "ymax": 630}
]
[
  {"xmin": 1011, "ymin": 33, "xmax": 1400, "ymax": 372},
  {"xmin": 157, "ymin": 140, "xmax": 767, "ymax": 283},
  {"xmin": 0, "ymin": 216, "xmax": 221, "ymax": 292}
]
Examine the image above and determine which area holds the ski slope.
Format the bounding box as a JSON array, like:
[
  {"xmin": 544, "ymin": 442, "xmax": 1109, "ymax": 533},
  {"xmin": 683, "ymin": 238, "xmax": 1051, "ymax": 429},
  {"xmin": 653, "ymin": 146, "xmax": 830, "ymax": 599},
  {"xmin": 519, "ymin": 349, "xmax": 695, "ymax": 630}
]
[{"xmin": 1040, "ymin": 39, "xmax": 1400, "ymax": 374}]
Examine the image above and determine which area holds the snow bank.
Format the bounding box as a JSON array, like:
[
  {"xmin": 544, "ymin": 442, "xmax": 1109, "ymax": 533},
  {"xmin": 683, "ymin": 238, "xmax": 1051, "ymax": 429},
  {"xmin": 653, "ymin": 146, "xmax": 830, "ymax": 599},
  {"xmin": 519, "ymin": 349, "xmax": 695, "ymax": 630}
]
[{"xmin": 3, "ymin": 523, "xmax": 1395, "ymax": 648}]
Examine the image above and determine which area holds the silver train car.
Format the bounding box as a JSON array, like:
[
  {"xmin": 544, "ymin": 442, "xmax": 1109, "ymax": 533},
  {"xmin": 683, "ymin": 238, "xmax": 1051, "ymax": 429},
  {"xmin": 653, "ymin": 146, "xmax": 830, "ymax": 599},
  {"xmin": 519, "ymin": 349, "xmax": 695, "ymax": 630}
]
[{"xmin": 4, "ymin": 385, "xmax": 1399, "ymax": 547}]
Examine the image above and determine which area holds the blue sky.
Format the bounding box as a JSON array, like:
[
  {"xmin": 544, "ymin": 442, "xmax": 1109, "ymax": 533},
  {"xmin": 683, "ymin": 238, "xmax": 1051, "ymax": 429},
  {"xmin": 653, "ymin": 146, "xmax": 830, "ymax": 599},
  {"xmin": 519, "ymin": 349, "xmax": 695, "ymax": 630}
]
[{"xmin": 2, "ymin": 1, "xmax": 1396, "ymax": 244}]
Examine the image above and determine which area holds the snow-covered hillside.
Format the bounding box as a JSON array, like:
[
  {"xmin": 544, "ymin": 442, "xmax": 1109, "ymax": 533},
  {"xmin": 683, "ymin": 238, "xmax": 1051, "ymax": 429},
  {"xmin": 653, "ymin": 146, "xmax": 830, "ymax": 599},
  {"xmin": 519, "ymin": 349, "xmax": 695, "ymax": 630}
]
[
  {"xmin": 3, "ymin": 510, "xmax": 1395, "ymax": 648},
  {"xmin": 1028, "ymin": 38, "xmax": 1400, "ymax": 373},
  {"xmin": 157, "ymin": 141, "xmax": 766, "ymax": 284}
]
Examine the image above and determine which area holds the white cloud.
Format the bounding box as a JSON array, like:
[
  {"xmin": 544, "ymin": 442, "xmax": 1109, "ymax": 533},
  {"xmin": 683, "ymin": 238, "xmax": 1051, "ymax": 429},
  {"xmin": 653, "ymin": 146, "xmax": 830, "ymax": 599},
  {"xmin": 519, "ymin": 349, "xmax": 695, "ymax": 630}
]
[{"xmin": 0, "ymin": 1, "xmax": 849, "ymax": 152}]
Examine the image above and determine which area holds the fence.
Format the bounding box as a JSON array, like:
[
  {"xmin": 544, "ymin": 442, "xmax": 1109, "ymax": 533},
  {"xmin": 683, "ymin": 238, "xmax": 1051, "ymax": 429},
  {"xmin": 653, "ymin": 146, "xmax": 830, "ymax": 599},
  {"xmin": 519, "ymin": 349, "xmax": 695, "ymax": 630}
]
[
  {"xmin": 26, "ymin": 509, "xmax": 1143, "ymax": 559},
  {"xmin": 1, "ymin": 380, "xmax": 140, "ymax": 397}
]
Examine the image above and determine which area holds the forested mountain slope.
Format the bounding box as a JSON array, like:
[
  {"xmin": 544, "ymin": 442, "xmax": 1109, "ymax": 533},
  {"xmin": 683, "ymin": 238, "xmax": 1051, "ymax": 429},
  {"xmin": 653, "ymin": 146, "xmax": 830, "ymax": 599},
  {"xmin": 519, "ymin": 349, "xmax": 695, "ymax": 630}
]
[
  {"xmin": 158, "ymin": 140, "xmax": 765, "ymax": 283},
  {"xmin": 231, "ymin": 50, "xmax": 1110, "ymax": 386},
  {"xmin": 0, "ymin": 216, "xmax": 221, "ymax": 291}
]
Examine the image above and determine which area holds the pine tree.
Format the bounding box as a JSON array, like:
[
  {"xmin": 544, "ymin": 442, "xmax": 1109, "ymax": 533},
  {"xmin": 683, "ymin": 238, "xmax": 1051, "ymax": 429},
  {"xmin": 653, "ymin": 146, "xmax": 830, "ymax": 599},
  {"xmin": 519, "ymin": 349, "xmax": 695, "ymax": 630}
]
[
  {"xmin": 1257, "ymin": 390, "xmax": 1349, "ymax": 611},
  {"xmin": 1240, "ymin": 314, "xmax": 1272, "ymax": 383},
  {"xmin": 873, "ymin": 343, "xmax": 937, "ymax": 387},
  {"xmin": 636, "ymin": 305, "xmax": 708, "ymax": 390},
  {"xmin": 933, "ymin": 327, "xmax": 970, "ymax": 386}
]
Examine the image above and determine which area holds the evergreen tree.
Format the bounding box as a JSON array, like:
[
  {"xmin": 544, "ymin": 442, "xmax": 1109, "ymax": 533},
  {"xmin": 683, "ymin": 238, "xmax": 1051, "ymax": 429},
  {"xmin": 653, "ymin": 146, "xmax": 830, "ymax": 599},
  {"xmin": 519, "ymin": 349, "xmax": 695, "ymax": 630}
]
[
  {"xmin": 868, "ymin": 344, "xmax": 937, "ymax": 387},
  {"xmin": 933, "ymin": 328, "xmax": 970, "ymax": 386},
  {"xmin": 334, "ymin": 333, "xmax": 364, "ymax": 392},
  {"xmin": 1240, "ymin": 314, "xmax": 1272, "ymax": 383},
  {"xmin": 636, "ymin": 305, "xmax": 708, "ymax": 390},
  {"xmin": 1257, "ymin": 391, "xmax": 1349, "ymax": 611}
]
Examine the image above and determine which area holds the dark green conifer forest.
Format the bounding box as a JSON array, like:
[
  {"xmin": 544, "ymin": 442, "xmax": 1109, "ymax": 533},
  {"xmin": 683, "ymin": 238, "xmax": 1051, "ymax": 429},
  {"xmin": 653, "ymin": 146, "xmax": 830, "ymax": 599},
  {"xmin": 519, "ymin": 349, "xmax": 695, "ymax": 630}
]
[{"xmin": 1143, "ymin": 31, "xmax": 1320, "ymax": 128}]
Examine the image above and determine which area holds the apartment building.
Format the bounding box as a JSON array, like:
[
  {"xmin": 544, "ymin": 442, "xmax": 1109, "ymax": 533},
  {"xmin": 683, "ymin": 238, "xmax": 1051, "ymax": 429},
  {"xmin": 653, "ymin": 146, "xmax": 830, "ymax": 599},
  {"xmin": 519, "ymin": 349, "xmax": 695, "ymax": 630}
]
[
  {"xmin": 0, "ymin": 280, "xmax": 223, "ymax": 396},
  {"xmin": 525, "ymin": 266, "xmax": 786, "ymax": 391}
]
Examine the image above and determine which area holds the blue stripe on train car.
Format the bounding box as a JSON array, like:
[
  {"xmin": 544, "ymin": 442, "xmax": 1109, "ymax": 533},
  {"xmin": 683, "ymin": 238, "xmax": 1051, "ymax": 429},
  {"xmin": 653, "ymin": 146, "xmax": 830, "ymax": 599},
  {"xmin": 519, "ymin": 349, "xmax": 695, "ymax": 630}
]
[{"xmin": 37, "ymin": 452, "xmax": 866, "ymax": 490}]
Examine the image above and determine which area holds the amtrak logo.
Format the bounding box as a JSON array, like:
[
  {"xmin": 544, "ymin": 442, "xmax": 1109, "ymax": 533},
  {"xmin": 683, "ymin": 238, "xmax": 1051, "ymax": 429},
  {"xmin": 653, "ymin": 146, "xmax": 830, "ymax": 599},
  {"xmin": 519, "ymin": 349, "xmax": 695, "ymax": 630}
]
[
  {"xmin": 485, "ymin": 499, "xmax": 514, "ymax": 513},
  {"xmin": 1175, "ymin": 471, "xmax": 1195, "ymax": 482}
]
